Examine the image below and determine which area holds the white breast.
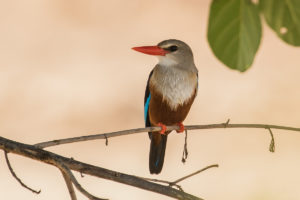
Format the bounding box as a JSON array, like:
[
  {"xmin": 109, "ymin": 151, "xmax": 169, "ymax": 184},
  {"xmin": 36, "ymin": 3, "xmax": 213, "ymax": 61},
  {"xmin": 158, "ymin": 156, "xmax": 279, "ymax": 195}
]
[{"xmin": 150, "ymin": 67, "xmax": 197, "ymax": 111}]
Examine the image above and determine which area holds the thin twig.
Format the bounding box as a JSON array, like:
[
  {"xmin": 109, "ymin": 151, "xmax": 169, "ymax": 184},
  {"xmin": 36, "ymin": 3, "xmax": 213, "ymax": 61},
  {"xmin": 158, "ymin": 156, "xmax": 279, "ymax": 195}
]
[
  {"xmin": 61, "ymin": 170, "xmax": 77, "ymax": 200},
  {"xmin": 58, "ymin": 162, "xmax": 107, "ymax": 200},
  {"xmin": 172, "ymin": 164, "xmax": 219, "ymax": 185},
  {"xmin": 143, "ymin": 164, "xmax": 219, "ymax": 192},
  {"xmin": 267, "ymin": 128, "xmax": 275, "ymax": 152},
  {"xmin": 4, "ymin": 151, "xmax": 41, "ymax": 194},
  {"xmin": 34, "ymin": 123, "xmax": 300, "ymax": 149},
  {"xmin": 181, "ymin": 129, "xmax": 188, "ymax": 163},
  {"xmin": 104, "ymin": 134, "xmax": 108, "ymax": 146}
]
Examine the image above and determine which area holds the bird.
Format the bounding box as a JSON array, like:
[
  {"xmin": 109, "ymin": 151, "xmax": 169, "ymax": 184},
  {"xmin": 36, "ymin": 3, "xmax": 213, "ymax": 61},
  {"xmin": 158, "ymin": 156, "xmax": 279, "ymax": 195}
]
[{"xmin": 132, "ymin": 39, "xmax": 198, "ymax": 174}]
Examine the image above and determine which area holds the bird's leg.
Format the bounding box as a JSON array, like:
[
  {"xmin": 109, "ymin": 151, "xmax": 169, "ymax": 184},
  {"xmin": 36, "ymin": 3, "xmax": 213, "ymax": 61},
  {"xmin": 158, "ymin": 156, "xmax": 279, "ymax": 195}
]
[
  {"xmin": 157, "ymin": 123, "xmax": 167, "ymax": 134},
  {"xmin": 176, "ymin": 122, "xmax": 185, "ymax": 133}
]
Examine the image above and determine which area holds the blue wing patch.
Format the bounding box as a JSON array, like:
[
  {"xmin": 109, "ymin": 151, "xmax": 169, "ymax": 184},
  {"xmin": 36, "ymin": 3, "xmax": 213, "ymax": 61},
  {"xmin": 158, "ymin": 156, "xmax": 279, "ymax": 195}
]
[
  {"xmin": 144, "ymin": 94, "xmax": 151, "ymax": 122},
  {"xmin": 144, "ymin": 70, "xmax": 153, "ymax": 128}
]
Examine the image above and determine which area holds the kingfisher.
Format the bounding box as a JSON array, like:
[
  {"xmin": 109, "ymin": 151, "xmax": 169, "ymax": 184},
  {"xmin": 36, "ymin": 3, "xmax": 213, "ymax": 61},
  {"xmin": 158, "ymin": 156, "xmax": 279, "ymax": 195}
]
[{"xmin": 132, "ymin": 39, "xmax": 198, "ymax": 174}]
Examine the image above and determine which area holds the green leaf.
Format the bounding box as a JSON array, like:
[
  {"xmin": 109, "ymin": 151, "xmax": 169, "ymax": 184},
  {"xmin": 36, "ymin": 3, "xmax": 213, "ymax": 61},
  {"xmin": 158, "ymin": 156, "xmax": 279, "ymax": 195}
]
[
  {"xmin": 260, "ymin": 0, "xmax": 300, "ymax": 46},
  {"xmin": 207, "ymin": 0, "xmax": 262, "ymax": 72}
]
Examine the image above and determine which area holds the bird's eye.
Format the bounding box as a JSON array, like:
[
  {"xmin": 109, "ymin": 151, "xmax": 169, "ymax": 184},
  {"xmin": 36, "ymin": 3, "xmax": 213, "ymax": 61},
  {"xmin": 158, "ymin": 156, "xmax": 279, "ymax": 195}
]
[{"xmin": 168, "ymin": 45, "xmax": 178, "ymax": 52}]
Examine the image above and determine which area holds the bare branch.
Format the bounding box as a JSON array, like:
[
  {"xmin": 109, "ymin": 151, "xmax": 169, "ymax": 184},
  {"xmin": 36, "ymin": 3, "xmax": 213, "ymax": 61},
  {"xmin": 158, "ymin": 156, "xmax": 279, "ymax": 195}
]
[
  {"xmin": 4, "ymin": 151, "xmax": 41, "ymax": 194},
  {"xmin": 58, "ymin": 162, "xmax": 107, "ymax": 200},
  {"xmin": 0, "ymin": 136, "xmax": 203, "ymax": 200},
  {"xmin": 35, "ymin": 123, "xmax": 300, "ymax": 149},
  {"xmin": 61, "ymin": 170, "xmax": 77, "ymax": 200},
  {"xmin": 4, "ymin": 122, "xmax": 299, "ymax": 199}
]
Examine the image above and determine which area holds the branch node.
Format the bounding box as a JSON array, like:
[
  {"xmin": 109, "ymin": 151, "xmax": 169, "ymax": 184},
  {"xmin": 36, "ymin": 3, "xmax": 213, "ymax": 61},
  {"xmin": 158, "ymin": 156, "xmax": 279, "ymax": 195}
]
[
  {"xmin": 223, "ymin": 119, "xmax": 230, "ymax": 128},
  {"xmin": 4, "ymin": 151, "xmax": 41, "ymax": 194},
  {"xmin": 142, "ymin": 164, "xmax": 218, "ymax": 193},
  {"xmin": 114, "ymin": 172, "xmax": 121, "ymax": 177},
  {"xmin": 169, "ymin": 182, "xmax": 184, "ymax": 192}
]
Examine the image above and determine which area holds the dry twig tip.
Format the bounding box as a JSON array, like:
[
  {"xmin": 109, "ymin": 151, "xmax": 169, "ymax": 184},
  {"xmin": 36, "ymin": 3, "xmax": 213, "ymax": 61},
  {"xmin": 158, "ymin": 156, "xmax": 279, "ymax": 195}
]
[{"xmin": 4, "ymin": 151, "xmax": 41, "ymax": 194}]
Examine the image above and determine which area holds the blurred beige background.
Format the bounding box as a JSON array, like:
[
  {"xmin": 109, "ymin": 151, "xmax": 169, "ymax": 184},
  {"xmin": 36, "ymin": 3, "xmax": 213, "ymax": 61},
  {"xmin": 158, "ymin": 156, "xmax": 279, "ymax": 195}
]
[{"xmin": 0, "ymin": 0, "xmax": 300, "ymax": 200}]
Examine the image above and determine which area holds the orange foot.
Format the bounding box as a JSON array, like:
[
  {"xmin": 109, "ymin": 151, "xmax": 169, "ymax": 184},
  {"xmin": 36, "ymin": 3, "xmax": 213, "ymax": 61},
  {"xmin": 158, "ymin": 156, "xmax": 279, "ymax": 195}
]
[
  {"xmin": 157, "ymin": 123, "xmax": 167, "ymax": 134},
  {"xmin": 176, "ymin": 122, "xmax": 185, "ymax": 133}
]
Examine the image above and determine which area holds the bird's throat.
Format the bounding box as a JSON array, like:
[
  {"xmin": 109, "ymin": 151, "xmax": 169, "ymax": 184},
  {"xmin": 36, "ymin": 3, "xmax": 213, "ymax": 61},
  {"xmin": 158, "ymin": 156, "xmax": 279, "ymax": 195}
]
[{"xmin": 150, "ymin": 67, "xmax": 197, "ymax": 111}]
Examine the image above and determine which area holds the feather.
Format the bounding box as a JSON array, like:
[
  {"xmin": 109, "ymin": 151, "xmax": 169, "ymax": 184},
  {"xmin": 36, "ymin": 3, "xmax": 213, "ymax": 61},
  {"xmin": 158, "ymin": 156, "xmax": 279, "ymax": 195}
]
[{"xmin": 144, "ymin": 70, "xmax": 153, "ymax": 128}]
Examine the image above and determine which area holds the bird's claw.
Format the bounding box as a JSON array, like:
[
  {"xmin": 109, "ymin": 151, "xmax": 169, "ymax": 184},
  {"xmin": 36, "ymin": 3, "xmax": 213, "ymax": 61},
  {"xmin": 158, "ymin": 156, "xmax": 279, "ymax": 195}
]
[
  {"xmin": 176, "ymin": 122, "xmax": 185, "ymax": 133},
  {"xmin": 157, "ymin": 123, "xmax": 167, "ymax": 134}
]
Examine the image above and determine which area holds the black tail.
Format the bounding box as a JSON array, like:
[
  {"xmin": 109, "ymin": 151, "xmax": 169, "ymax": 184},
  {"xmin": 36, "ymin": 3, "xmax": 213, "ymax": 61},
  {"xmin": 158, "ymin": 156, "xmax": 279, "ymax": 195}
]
[{"xmin": 149, "ymin": 134, "xmax": 168, "ymax": 174}]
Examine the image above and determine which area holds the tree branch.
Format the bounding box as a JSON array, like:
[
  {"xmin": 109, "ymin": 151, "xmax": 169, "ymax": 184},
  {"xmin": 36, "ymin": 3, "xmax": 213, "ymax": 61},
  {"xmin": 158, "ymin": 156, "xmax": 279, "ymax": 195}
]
[
  {"xmin": 0, "ymin": 136, "xmax": 203, "ymax": 200},
  {"xmin": 3, "ymin": 122, "xmax": 300, "ymax": 199},
  {"xmin": 35, "ymin": 122, "xmax": 300, "ymax": 149}
]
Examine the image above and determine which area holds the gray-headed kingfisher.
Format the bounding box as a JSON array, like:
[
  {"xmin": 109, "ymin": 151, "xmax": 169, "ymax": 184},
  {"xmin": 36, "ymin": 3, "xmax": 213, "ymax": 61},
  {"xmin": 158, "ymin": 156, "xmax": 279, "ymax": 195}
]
[{"xmin": 132, "ymin": 39, "xmax": 198, "ymax": 174}]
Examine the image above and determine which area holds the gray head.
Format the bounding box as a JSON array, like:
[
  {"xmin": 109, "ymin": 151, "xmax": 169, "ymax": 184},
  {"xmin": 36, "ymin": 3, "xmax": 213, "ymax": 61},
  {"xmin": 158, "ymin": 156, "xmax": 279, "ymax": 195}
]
[
  {"xmin": 157, "ymin": 39, "xmax": 194, "ymax": 66},
  {"xmin": 132, "ymin": 39, "xmax": 197, "ymax": 72}
]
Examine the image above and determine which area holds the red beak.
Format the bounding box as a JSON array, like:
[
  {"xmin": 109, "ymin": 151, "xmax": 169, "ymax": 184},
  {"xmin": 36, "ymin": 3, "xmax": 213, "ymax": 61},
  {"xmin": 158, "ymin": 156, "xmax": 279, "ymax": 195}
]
[{"xmin": 132, "ymin": 46, "xmax": 169, "ymax": 56}]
